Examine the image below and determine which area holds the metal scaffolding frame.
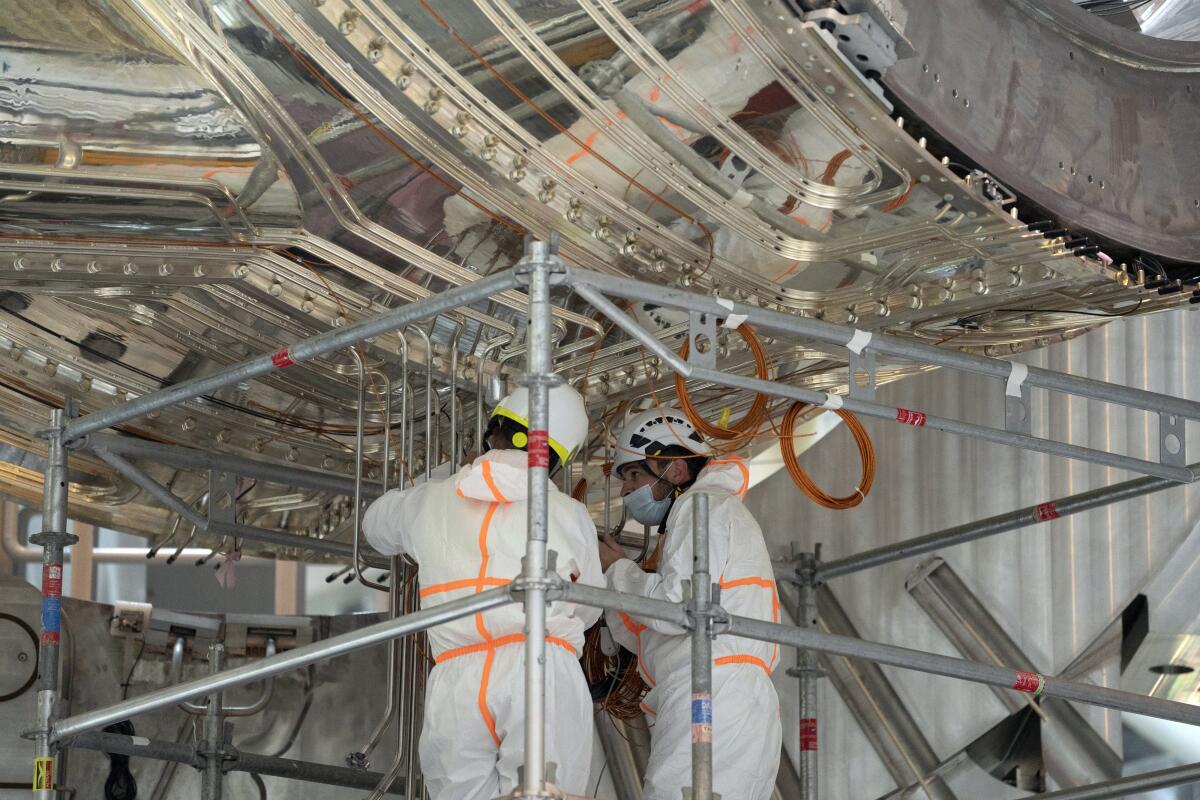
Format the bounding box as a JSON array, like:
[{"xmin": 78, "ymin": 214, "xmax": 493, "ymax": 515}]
[{"xmin": 25, "ymin": 241, "xmax": 1200, "ymax": 799}]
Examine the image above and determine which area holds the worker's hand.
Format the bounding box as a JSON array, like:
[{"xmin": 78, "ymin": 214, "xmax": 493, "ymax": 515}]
[{"xmin": 598, "ymin": 533, "xmax": 626, "ymax": 572}]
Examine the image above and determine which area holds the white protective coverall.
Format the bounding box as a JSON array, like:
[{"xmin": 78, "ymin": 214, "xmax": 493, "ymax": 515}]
[
  {"xmin": 606, "ymin": 456, "xmax": 783, "ymax": 800},
  {"xmin": 364, "ymin": 448, "xmax": 604, "ymax": 800}
]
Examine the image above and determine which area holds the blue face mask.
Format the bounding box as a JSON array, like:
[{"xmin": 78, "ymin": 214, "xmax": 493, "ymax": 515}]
[{"xmin": 623, "ymin": 473, "xmax": 674, "ymax": 525}]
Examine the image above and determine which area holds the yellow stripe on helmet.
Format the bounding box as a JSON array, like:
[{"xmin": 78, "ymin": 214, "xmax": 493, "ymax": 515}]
[{"xmin": 490, "ymin": 406, "xmax": 573, "ymax": 463}]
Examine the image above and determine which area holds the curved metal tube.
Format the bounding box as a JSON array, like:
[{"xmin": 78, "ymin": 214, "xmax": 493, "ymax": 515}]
[
  {"xmin": 170, "ymin": 637, "xmax": 206, "ymax": 716},
  {"xmin": 224, "ymin": 638, "xmax": 278, "ymax": 717},
  {"xmin": 351, "ymin": 347, "xmax": 389, "ymax": 592},
  {"xmin": 475, "ymin": 337, "xmax": 511, "ymax": 455}
]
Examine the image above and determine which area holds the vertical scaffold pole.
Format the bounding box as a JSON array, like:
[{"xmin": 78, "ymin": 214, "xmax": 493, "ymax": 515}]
[
  {"xmin": 689, "ymin": 493, "xmax": 714, "ymax": 799},
  {"xmin": 520, "ymin": 237, "xmax": 557, "ymax": 796},
  {"xmin": 31, "ymin": 407, "xmax": 77, "ymax": 799},
  {"xmin": 788, "ymin": 548, "xmax": 821, "ymax": 799}
]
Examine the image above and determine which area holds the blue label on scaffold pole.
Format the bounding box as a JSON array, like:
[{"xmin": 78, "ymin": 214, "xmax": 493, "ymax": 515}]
[
  {"xmin": 41, "ymin": 596, "xmax": 61, "ymax": 642},
  {"xmin": 691, "ymin": 693, "xmax": 712, "ymax": 743}
]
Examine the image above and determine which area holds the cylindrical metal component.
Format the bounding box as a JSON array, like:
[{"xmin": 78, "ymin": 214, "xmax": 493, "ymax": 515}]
[
  {"xmin": 559, "ymin": 583, "xmax": 1200, "ymax": 726},
  {"xmin": 63, "ymin": 271, "xmax": 516, "ymax": 441},
  {"xmin": 571, "ymin": 284, "xmax": 1196, "ymax": 482},
  {"xmin": 905, "ymin": 558, "xmax": 1121, "ymax": 788},
  {"xmin": 815, "ymin": 585, "xmax": 958, "ymax": 800},
  {"xmin": 690, "ymin": 493, "xmax": 713, "ymax": 799},
  {"xmin": 86, "ymin": 433, "xmax": 369, "ymax": 499},
  {"xmin": 521, "ymin": 240, "xmax": 554, "ymax": 794},
  {"xmin": 816, "ymin": 466, "xmax": 1199, "ymax": 580},
  {"xmin": 596, "ymin": 714, "xmax": 651, "ymax": 800},
  {"xmin": 67, "ymin": 732, "xmax": 408, "ymax": 795},
  {"xmin": 1034, "ymin": 761, "xmax": 1200, "ymax": 799},
  {"xmin": 201, "ymin": 643, "xmax": 226, "ymax": 800},
  {"xmin": 568, "ymin": 269, "xmax": 1200, "ymax": 423},
  {"xmin": 33, "ymin": 408, "xmax": 72, "ymax": 800},
  {"xmin": 52, "ymin": 587, "xmax": 512, "ymax": 743},
  {"xmin": 791, "ymin": 555, "xmax": 818, "ymax": 800}
]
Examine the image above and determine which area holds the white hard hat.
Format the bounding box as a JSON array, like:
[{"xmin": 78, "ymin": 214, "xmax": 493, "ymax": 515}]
[
  {"xmin": 613, "ymin": 408, "xmax": 711, "ymax": 476},
  {"xmin": 491, "ymin": 384, "xmax": 590, "ymax": 464}
]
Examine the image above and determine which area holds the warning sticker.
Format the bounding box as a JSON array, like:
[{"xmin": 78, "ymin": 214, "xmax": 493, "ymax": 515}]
[
  {"xmin": 271, "ymin": 348, "xmax": 295, "ymax": 368},
  {"xmin": 33, "ymin": 757, "xmax": 54, "ymax": 790},
  {"xmin": 800, "ymin": 718, "xmax": 818, "ymax": 751},
  {"xmin": 41, "ymin": 596, "xmax": 61, "ymax": 644},
  {"xmin": 527, "ymin": 430, "xmax": 550, "ymax": 470},
  {"xmin": 1033, "ymin": 502, "xmax": 1060, "ymax": 522},
  {"xmin": 42, "ymin": 564, "xmax": 62, "ymax": 597}
]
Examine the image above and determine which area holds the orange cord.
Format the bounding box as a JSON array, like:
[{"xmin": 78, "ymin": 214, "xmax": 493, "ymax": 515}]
[
  {"xmin": 674, "ymin": 323, "xmax": 771, "ymax": 441},
  {"xmin": 779, "ymin": 401, "xmax": 875, "ymax": 509}
]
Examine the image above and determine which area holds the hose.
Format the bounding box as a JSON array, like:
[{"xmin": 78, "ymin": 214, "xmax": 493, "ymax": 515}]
[
  {"xmin": 675, "ymin": 323, "xmax": 771, "ymax": 441},
  {"xmin": 780, "ymin": 401, "xmax": 876, "ymax": 509}
]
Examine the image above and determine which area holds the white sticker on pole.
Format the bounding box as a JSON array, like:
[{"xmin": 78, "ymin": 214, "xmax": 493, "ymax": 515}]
[
  {"xmin": 731, "ymin": 188, "xmax": 754, "ymax": 207},
  {"xmin": 1006, "ymin": 362, "xmax": 1029, "ymax": 398},
  {"xmin": 715, "ymin": 297, "xmax": 747, "ymax": 330},
  {"xmin": 846, "ymin": 329, "xmax": 872, "ymax": 355},
  {"xmin": 821, "ymin": 393, "xmax": 844, "ymax": 410}
]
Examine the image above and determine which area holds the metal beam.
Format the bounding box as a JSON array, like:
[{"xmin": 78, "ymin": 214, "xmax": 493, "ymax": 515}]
[
  {"xmin": 1035, "ymin": 761, "xmax": 1200, "ymax": 799},
  {"xmin": 68, "ymin": 732, "xmax": 406, "ymax": 795},
  {"xmin": 574, "ymin": 284, "xmax": 1195, "ymax": 482},
  {"xmin": 558, "ymin": 583, "xmax": 1200, "ymax": 726},
  {"xmin": 816, "ymin": 465, "xmax": 1199, "ymax": 580},
  {"xmin": 51, "ymin": 587, "xmax": 512, "ymax": 742},
  {"xmin": 63, "ymin": 270, "xmax": 517, "ymax": 441},
  {"xmin": 87, "ymin": 433, "xmax": 371, "ymax": 500}
]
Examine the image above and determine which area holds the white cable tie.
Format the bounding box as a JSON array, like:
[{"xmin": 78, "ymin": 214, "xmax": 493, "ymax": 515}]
[
  {"xmin": 715, "ymin": 297, "xmax": 747, "ymax": 330},
  {"xmin": 131, "ymin": 736, "xmax": 151, "ymax": 746},
  {"xmin": 731, "ymin": 189, "xmax": 754, "ymax": 207},
  {"xmin": 821, "ymin": 393, "xmax": 844, "ymax": 410},
  {"xmin": 1006, "ymin": 362, "xmax": 1029, "ymax": 398},
  {"xmin": 846, "ymin": 329, "xmax": 872, "ymax": 356}
]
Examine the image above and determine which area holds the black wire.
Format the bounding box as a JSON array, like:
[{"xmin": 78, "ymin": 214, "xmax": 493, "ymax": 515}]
[
  {"xmin": 957, "ymin": 298, "xmax": 1145, "ymax": 327},
  {"xmin": 121, "ymin": 639, "xmax": 147, "ymax": 701},
  {"xmin": 591, "ymin": 759, "xmax": 609, "ymax": 796}
]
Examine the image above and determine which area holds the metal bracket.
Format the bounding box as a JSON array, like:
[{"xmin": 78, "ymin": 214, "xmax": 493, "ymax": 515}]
[
  {"xmin": 207, "ymin": 470, "xmax": 237, "ymax": 526},
  {"xmin": 847, "ymin": 349, "xmax": 877, "ymax": 401},
  {"xmin": 1005, "ymin": 383, "xmax": 1033, "ymax": 436},
  {"xmin": 687, "ymin": 311, "xmax": 718, "ymax": 369},
  {"xmin": 1159, "ymin": 412, "xmax": 1187, "ymax": 467},
  {"xmin": 806, "ymin": 8, "xmax": 899, "ymax": 75}
]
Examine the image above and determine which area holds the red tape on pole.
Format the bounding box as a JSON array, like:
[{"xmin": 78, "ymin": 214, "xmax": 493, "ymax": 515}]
[
  {"xmin": 527, "ymin": 430, "xmax": 550, "ymax": 469},
  {"xmin": 271, "ymin": 348, "xmax": 295, "ymax": 368},
  {"xmin": 896, "ymin": 408, "xmax": 927, "ymax": 427},
  {"xmin": 1033, "ymin": 501, "xmax": 1060, "ymax": 522},
  {"xmin": 800, "ymin": 718, "xmax": 818, "ymax": 751},
  {"xmin": 1013, "ymin": 671, "xmax": 1045, "ymax": 696}
]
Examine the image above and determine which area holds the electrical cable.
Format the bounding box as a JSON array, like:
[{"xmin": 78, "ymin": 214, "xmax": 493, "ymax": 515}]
[
  {"xmin": 675, "ymin": 322, "xmax": 771, "ymax": 441},
  {"xmin": 779, "ymin": 401, "xmax": 876, "ymax": 509},
  {"xmin": 102, "ymin": 720, "xmax": 138, "ymax": 800}
]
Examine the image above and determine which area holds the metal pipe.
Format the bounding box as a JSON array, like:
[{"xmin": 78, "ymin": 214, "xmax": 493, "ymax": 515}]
[
  {"xmin": 568, "ymin": 269, "xmax": 1200, "ymax": 423},
  {"xmin": 816, "ymin": 463, "xmax": 1200, "ymax": 580},
  {"xmin": 812, "ymin": 584, "xmax": 958, "ymax": 800},
  {"xmin": 595, "ymin": 714, "xmax": 650, "ymax": 800},
  {"xmin": 408, "ymin": 326, "xmax": 434, "ymax": 480},
  {"xmin": 520, "ymin": 238, "xmax": 555, "ymax": 794},
  {"xmin": 1034, "ymin": 761, "xmax": 1200, "ymax": 799},
  {"xmin": 62, "ymin": 270, "xmax": 517, "ymax": 441},
  {"xmin": 170, "ymin": 636, "xmax": 207, "ymax": 715},
  {"xmin": 476, "ymin": 338, "xmax": 510, "ymax": 457},
  {"xmin": 788, "ymin": 553, "xmax": 819, "ymax": 799},
  {"xmin": 224, "ymin": 638, "xmax": 277, "ymax": 717},
  {"xmin": 573, "ymin": 284, "xmax": 1195, "ymax": 483},
  {"xmin": 207, "ymin": 521, "xmax": 361, "ymax": 560},
  {"xmin": 689, "ymin": 493, "xmax": 713, "ymax": 799},
  {"xmin": 201, "ymin": 642, "xmax": 226, "ymax": 800},
  {"xmin": 557, "ymin": 583, "xmax": 1200, "ymax": 726},
  {"xmin": 352, "ymin": 348, "xmax": 388, "ymax": 592},
  {"xmin": 351, "ymin": 560, "xmax": 405, "ymax": 769},
  {"xmin": 448, "ymin": 323, "xmax": 463, "ymax": 469},
  {"xmin": 32, "ymin": 407, "xmax": 75, "ymax": 799},
  {"xmin": 67, "ymin": 732, "xmax": 408, "ymax": 795},
  {"xmin": 51, "ymin": 587, "xmax": 513, "ymax": 742},
  {"xmin": 86, "ymin": 433, "xmax": 370, "ymax": 499},
  {"xmin": 905, "ymin": 558, "xmax": 1121, "ymax": 787}
]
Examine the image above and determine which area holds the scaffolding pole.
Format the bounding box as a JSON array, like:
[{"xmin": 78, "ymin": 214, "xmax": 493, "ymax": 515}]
[
  {"xmin": 689, "ymin": 493, "xmax": 714, "ymax": 799},
  {"xmin": 1035, "ymin": 761, "xmax": 1200, "ymax": 799},
  {"xmin": 816, "ymin": 464, "xmax": 1200, "ymax": 580},
  {"xmin": 557, "ymin": 582, "xmax": 1200, "ymax": 726},
  {"xmin": 518, "ymin": 238, "xmax": 556, "ymax": 797},
  {"xmin": 571, "ymin": 279, "xmax": 1197, "ymax": 483},
  {"xmin": 50, "ymin": 588, "xmax": 511, "ymax": 743}
]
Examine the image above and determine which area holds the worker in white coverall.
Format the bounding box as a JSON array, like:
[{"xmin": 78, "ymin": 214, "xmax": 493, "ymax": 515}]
[
  {"xmin": 598, "ymin": 408, "xmax": 783, "ymax": 800},
  {"xmin": 364, "ymin": 384, "xmax": 604, "ymax": 800}
]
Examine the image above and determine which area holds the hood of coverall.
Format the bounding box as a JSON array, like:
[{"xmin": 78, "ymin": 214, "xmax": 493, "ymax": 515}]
[{"xmin": 454, "ymin": 448, "xmax": 542, "ymax": 503}]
